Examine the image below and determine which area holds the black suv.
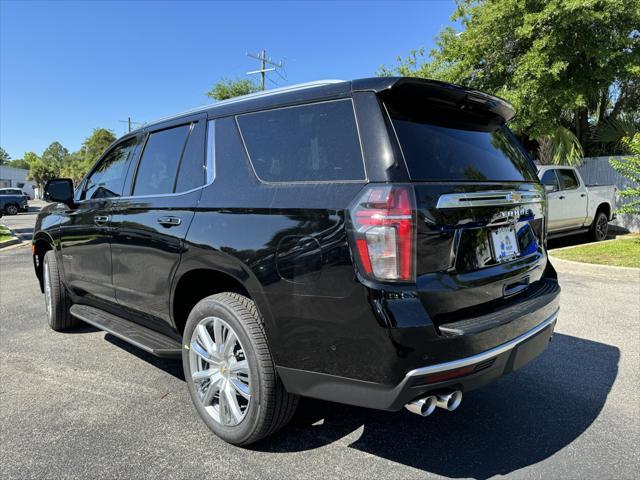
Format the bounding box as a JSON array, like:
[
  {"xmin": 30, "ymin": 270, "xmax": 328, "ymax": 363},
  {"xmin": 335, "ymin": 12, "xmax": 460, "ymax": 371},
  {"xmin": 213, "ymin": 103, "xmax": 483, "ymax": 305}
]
[{"xmin": 34, "ymin": 78, "xmax": 560, "ymax": 446}]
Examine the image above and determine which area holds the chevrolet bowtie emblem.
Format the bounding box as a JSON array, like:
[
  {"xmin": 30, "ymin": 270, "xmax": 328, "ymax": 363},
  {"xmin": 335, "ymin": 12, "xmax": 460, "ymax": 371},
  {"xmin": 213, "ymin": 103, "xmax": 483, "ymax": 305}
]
[{"xmin": 508, "ymin": 192, "xmax": 522, "ymax": 202}]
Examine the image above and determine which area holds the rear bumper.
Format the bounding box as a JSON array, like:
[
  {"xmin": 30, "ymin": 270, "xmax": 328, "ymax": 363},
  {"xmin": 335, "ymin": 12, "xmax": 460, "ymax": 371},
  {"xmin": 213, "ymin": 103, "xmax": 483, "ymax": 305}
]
[{"xmin": 278, "ymin": 309, "xmax": 558, "ymax": 410}]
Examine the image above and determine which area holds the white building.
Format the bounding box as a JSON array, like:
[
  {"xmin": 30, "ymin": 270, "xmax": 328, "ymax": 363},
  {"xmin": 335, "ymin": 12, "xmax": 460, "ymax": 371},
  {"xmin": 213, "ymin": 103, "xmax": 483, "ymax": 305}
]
[{"xmin": 0, "ymin": 165, "xmax": 35, "ymax": 198}]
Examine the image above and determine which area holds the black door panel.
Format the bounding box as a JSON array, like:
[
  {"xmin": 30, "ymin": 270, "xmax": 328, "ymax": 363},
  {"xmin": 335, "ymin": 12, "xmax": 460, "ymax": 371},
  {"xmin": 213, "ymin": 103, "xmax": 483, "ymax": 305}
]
[
  {"xmin": 60, "ymin": 199, "xmax": 115, "ymax": 302},
  {"xmin": 110, "ymin": 193, "xmax": 200, "ymax": 325},
  {"xmin": 110, "ymin": 114, "xmax": 208, "ymax": 329}
]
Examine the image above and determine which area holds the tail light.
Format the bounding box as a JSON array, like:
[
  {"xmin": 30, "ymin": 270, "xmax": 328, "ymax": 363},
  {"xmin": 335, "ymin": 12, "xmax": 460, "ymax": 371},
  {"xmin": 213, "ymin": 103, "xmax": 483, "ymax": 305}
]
[{"xmin": 348, "ymin": 184, "xmax": 416, "ymax": 282}]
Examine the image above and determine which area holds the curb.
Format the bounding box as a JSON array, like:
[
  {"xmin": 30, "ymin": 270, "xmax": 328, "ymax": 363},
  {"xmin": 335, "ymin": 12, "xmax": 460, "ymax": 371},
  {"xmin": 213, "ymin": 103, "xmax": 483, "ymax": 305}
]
[
  {"xmin": 0, "ymin": 237, "xmax": 21, "ymax": 249},
  {"xmin": 0, "ymin": 240, "xmax": 30, "ymax": 251},
  {"xmin": 0, "ymin": 223, "xmax": 29, "ymax": 250}
]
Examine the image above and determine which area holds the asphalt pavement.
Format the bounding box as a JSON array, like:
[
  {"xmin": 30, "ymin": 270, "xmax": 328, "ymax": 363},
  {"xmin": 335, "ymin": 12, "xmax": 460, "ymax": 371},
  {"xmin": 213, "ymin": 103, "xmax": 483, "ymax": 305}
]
[{"xmin": 0, "ymin": 207, "xmax": 638, "ymax": 479}]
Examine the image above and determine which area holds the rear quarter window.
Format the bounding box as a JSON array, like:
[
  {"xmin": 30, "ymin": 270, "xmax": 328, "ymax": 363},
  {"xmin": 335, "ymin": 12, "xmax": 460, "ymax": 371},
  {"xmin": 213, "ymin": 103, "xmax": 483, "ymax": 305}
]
[{"xmin": 236, "ymin": 99, "xmax": 365, "ymax": 182}]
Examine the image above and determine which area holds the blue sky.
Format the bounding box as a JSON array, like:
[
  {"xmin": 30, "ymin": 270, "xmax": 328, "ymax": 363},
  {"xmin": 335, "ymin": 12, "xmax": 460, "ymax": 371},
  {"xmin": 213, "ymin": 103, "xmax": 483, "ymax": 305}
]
[{"xmin": 0, "ymin": 0, "xmax": 455, "ymax": 159}]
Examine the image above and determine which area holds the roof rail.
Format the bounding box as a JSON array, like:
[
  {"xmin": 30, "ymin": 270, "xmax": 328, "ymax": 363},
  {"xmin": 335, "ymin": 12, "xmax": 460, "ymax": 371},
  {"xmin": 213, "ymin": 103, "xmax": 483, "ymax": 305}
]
[{"xmin": 146, "ymin": 79, "xmax": 346, "ymax": 126}]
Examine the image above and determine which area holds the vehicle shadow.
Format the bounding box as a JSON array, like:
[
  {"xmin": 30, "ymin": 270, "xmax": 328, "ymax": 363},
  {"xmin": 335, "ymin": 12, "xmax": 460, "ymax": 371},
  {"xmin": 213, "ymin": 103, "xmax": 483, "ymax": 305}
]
[
  {"xmin": 252, "ymin": 333, "xmax": 619, "ymax": 479},
  {"xmin": 547, "ymin": 226, "xmax": 629, "ymax": 250},
  {"xmin": 96, "ymin": 331, "xmax": 618, "ymax": 479},
  {"xmin": 9, "ymin": 227, "xmax": 34, "ymax": 241},
  {"xmin": 105, "ymin": 334, "xmax": 185, "ymax": 381}
]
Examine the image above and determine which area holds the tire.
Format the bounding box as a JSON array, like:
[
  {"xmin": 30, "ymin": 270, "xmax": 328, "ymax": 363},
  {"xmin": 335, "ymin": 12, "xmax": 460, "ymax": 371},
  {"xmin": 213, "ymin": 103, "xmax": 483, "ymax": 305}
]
[
  {"xmin": 590, "ymin": 211, "xmax": 609, "ymax": 242},
  {"xmin": 182, "ymin": 292, "xmax": 298, "ymax": 446},
  {"xmin": 5, "ymin": 204, "xmax": 19, "ymax": 215},
  {"xmin": 43, "ymin": 251, "xmax": 78, "ymax": 331}
]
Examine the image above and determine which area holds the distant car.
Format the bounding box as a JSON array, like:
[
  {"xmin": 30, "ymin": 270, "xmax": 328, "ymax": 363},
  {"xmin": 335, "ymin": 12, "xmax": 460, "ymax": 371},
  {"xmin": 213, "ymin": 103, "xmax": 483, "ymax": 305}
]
[
  {"xmin": 0, "ymin": 188, "xmax": 30, "ymax": 210},
  {"xmin": 0, "ymin": 189, "xmax": 28, "ymax": 215},
  {"xmin": 537, "ymin": 166, "xmax": 617, "ymax": 241}
]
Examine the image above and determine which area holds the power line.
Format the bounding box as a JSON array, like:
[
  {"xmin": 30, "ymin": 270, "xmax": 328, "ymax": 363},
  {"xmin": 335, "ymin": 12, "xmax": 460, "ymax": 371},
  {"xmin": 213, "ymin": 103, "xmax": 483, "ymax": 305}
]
[
  {"xmin": 246, "ymin": 49, "xmax": 285, "ymax": 91},
  {"xmin": 118, "ymin": 117, "xmax": 143, "ymax": 133}
]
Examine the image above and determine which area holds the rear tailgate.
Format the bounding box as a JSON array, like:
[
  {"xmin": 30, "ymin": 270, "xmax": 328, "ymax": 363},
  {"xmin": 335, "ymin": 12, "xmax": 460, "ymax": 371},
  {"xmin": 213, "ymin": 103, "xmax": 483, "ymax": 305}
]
[
  {"xmin": 413, "ymin": 182, "xmax": 547, "ymax": 324},
  {"xmin": 382, "ymin": 85, "xmax": 549, "ymax": 328}
]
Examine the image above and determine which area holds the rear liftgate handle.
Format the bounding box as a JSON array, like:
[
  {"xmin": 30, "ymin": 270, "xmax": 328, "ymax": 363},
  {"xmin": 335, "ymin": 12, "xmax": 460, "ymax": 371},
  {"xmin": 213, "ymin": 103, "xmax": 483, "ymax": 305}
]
[{"xmin": 157, "ymin": 216, "xmax": 182, "ymax": 228}]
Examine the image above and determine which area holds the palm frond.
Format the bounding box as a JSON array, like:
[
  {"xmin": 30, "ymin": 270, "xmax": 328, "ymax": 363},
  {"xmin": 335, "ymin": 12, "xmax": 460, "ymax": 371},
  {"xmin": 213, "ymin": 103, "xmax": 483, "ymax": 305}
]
[
  {"xmin": 593, "ymin": 117, "xmax": 639, "ymax": 145},
  {"xmin": 537, "ymin": 126, "xmax": 584, "ymax": 166}
]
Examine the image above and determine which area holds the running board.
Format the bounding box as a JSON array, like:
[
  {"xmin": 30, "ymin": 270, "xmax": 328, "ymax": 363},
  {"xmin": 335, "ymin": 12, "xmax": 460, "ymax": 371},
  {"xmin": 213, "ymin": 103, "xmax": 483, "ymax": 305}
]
[{"xmin": 69, "ymin": 305, "xmax": 182, "ymax": 358}]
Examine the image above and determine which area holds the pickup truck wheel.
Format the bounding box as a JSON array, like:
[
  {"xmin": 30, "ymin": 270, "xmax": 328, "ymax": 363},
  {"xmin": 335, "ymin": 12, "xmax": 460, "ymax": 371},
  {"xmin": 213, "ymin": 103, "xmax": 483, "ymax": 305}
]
[
  {"xmin": 590, "ymin": 211, "xmax": 609, "ymax": 241},
  {"xmin": 43, "ymin": 251, "xmax": 78, "ymax": 331},
  {"xmin": 4, "ymin": 204, "xmax": 19, "ymax": 215},
  {"xmin": 183, "ymin": 292, "xmax": 298, "ymax": 446}
]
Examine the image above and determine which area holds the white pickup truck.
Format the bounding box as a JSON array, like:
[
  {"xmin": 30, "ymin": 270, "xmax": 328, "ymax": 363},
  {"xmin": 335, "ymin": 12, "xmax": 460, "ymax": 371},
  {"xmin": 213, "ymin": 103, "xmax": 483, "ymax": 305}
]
[{"xmin": 537, "ymin": 165, "xmax": 617, "ymax": 241}]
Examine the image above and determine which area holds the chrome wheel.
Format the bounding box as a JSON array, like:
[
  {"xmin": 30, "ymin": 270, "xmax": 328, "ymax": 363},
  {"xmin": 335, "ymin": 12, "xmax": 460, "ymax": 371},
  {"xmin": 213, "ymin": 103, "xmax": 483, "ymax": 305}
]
[
  {"xmin": 44, "ymin": 262, "xmax": 52, "ymax": 320},
  {"xmin": 188, "ymin": 316, "xmax": 251, "ymax": 426},
  {"xmin": 5, "ymin": 205, "xmax": 18, "ymax": 215}
]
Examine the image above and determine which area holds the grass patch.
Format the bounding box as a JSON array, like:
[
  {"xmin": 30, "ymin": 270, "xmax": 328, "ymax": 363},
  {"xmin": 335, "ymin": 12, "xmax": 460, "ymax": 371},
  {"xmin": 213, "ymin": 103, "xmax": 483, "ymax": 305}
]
[
  {"xmin": 0, "ymin": 233, "xmax": 14, "ymax": 243},
  {"xmin": 551, "ymin": 235, "xmax": 640, "ymax": 268},
  {"xmin": 0, "ymin": 225, "xmax": 15, "ymax": 243}
]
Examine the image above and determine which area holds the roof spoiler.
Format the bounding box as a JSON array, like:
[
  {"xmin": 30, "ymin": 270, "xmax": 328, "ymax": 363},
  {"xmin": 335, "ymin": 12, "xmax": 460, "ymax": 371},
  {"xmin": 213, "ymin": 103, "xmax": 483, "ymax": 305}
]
[{"xmin": 352, "ymin": 77, "xmax": 516, "ymax": 123}]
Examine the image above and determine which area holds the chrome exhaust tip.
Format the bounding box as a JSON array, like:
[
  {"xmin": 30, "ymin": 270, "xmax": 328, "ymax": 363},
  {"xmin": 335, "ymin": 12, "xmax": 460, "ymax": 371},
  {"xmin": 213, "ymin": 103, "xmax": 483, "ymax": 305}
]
[
  {"xmin": 405, "ymin": 395, "xmax": 437, "ymax": 417},
  {"xmin": 435, "ymin": 390, "xmax": 463, "ymax": 411}
]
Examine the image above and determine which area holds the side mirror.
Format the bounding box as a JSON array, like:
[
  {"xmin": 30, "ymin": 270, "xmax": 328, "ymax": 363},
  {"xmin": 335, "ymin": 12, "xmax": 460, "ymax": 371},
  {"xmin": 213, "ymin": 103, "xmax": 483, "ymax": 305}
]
[
  {"xmin": 544, "ymin": 184, "xmax": 557, "ymax": 193},
  {"xmin": 44, "ymin": 178, "xmax": 75, "ymax": 207}
]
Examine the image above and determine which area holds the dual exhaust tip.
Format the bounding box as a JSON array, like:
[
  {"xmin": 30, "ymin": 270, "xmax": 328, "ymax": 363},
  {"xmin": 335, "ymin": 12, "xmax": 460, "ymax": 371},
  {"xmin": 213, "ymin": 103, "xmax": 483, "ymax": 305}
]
[{"xmin": 405, "ymin": 390, "xmax": 463, "ymax": 417}]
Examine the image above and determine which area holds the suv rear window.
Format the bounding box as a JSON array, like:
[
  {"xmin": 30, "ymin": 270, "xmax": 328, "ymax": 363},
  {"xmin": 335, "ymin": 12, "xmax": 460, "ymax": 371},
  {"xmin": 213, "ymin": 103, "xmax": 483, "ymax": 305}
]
[
  {"xmin": 237, "ymin": 99, "xmax": 365, "ymax": 182},
  {"xmin": 386, "ymin": 98, "xmax": 537, "ymax": 182}
]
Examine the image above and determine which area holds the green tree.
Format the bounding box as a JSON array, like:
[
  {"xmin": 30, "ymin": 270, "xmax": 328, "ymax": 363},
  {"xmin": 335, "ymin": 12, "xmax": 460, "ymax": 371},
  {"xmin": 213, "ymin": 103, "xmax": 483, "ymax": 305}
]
[
  {"xmin": 23, "ymin": 152, "xmax": 40, "ymax": 168},
  {"xmin": 82, "ymin": 128, "xmax": 116, "ymax": 166},
  {"xmin": 380, "ymin": 0, "xmax": 640, "ymax": 163},
  {"xmin": 62, "ymin": 128, "xmax": 116, "ymax": 184},
  {"xmin": 609, "ymin": 133, "xmax": 640, "ymax": 215},
  {"xmin": 28, "ymin": 143, "xmax": 69, "ymax": 189},
  {"xmin": 206, "ymin": 78, "xmax": 260, "ymax": 101},
  {"xmin": 28, "ymin": 158, "xmax": 58, "ymax": 187},
  {"xmin": 7, "ymin": 159, "xmax": 30, "ymax": 170},
  {"xmin": 0, "ymin": 147, "xmax": 10, "ymax": 165},
  {"xmin": 40, "ymin": 141, "xmax": 70, "ymax": 173}
]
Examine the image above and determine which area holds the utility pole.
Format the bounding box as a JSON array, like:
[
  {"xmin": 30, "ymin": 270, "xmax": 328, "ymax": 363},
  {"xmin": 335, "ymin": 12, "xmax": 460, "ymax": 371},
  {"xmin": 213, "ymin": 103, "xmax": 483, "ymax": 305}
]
[
  {"xmin": 247, "ymin": 49, "xmax": 284, "ymax": 91},
  {"xmin": 119, "ymin": 117, "xmax": 143, "ymax": 133}
]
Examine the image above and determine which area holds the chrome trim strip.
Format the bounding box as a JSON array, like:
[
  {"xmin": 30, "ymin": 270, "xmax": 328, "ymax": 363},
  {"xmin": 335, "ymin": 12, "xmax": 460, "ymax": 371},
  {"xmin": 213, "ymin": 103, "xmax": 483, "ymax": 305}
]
[
  {"xmin": 113, "ymin": 120, "xmax": 216, "ymax": 201},
  {"xmin": 405, "ymin": 309, "xmax": 559, "ymax": 378},
  {"xmin": 436, "ymin": 190, "xmax": 544, "ymax": 209}
]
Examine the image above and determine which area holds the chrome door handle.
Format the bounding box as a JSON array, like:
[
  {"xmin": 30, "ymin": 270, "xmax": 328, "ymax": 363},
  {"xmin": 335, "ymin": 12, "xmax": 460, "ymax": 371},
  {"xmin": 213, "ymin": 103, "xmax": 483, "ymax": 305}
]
[
  {"xmin": 94, "ymin": 215, "xmax": 110, "ymax": 226},
  {"xmin": 157, "ymin": 216, "xmax": 182, "ymax": 227}
]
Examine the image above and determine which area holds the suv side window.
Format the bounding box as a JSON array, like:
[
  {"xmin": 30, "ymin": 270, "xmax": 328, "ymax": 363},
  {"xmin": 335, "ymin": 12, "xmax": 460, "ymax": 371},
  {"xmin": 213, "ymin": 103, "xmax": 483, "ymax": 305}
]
[
  {"xmin": 540, "ymin": 170, "xmax": 559, "ymax": 192},
  {"xmin": 557, "ymin": 169, "xmax": 579, "ymax": 190},
  {"xmin": 133, "ymin": 124, "xmax": 191, "ymax": 196},
  {"xmin": 82, "ymin": 137, "xmax": 138, "ymax": 200},
  {"xmin": 237, "ymin": 99, "xmax": 365, "ymax": 182}
]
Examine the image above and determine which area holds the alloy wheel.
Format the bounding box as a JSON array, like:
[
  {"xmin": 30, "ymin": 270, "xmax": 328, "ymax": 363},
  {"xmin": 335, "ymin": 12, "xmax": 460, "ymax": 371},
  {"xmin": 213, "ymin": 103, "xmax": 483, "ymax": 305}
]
[
  {"xmin": 596, "ymin": 215, "xmax": 608, "ymax": 240},
  {"xmin": 188, "ymin": 316, "xmax": 251, "ymax": 426}
]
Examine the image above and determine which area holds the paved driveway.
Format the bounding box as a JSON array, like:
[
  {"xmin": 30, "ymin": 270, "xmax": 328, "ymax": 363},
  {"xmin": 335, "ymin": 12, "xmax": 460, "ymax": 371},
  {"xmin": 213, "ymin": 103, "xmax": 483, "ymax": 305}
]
[
  {"xmin": 0, "ymin": 234, "xmax": 638, "ymax": 478},
  {"xmin": 0, "ymin": 199, "xmax": 46, "ymax": 242}
]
